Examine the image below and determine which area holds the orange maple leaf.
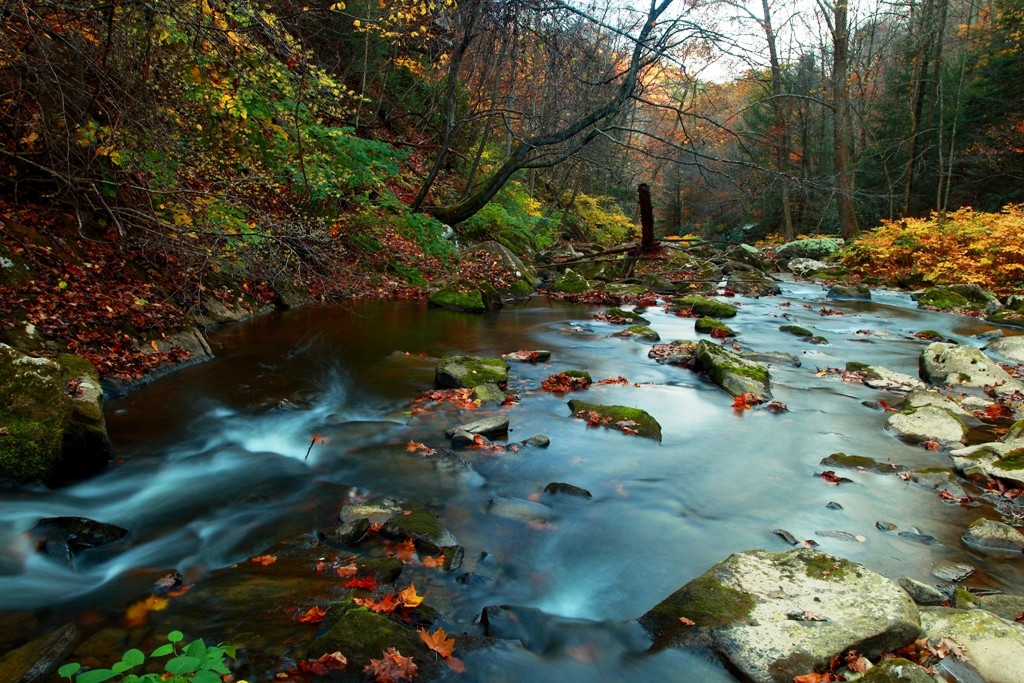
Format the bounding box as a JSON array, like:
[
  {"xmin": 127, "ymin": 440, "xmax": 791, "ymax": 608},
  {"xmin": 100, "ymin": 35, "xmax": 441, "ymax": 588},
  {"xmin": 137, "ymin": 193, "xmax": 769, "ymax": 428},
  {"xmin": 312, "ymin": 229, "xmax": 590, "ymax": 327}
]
[
  {"xmin": 297, "ymin": 605, "xmax": 327, "ymax": 623},
  {"xmin": 420, "ymin": 554, "xmax": 445, "ymax": 568},
  {"xmin": 419, "ymin": 627, "xmax": 455, "ymax": 658},
  {"xmin": 250, "ymin": 554, "xmax": 277, "ymax": 566},
  {"xmin": 124, "ymin": 595, "xmax": 168, "ymax": 628},
  {"xmin": 364, "ymin": 647, "xmax": 417, "ymax": 683},
  {"xmin": 336, "ymin": 563, "xmax": 358, "ymax": 578},
  {"xmin": 355, "ymin": 593, "xmax": 401, "ymax": 613},
  {"xmin": 392, "ymin": 538, "xmax": 417, "ymax": 562},
  {"xmin": 399, "ymin": 584, "xmax": 424, "ymax": 608}
]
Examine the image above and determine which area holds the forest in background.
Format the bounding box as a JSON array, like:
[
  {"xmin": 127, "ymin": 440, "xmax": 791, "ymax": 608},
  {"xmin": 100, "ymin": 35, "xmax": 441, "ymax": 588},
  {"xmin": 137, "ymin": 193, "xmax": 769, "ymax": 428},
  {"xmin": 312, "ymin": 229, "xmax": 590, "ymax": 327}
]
[{"xmin": 1, "ymin": 0, "xmax": 1023, "ymax": 293}]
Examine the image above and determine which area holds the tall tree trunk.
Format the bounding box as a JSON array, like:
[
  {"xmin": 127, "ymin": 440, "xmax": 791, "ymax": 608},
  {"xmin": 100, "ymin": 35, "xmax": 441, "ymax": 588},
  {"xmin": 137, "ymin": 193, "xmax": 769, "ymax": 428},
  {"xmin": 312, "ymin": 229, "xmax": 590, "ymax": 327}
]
[
  {"xmin": 820, "ymin": 0, "xmax": 860, "ymax": 238},
  {"xmin": 638, "ymin": 183, "xmax": 655, "ymax": 251},
  {"xmin": 760, "ymin": 0, "xmax": 795, "ymax": 240}
]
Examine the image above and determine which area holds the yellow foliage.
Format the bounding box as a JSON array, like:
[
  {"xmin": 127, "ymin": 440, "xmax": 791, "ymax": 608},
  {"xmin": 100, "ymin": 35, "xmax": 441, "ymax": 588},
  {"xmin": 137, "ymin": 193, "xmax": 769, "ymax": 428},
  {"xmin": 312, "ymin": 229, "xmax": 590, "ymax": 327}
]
[
  {"xmin": 841, "ymin": 205, "xmax": 1024, "ymax": 293},
  {"xmin": 569, "ymin": 193, "xmax": 636, "ymax": 246}
]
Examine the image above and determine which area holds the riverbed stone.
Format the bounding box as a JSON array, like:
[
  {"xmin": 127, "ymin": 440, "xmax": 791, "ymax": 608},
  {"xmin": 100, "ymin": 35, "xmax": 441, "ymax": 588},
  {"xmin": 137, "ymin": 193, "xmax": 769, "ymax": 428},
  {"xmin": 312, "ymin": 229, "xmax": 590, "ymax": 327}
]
[
  {"xmin": 983, "ymin": 335, "xmax": 1024, "ymax": 362},
  {"xmin": 961, "ymin": 517, "xmax": 1024, "ymax": 553},
  {"xmin": 694, "ymin": 317, "xmax": 735, "ymax": 336},
  {"xmin": 487, "ymin": 496, "xmax": 553, "ymax": 522},
  {"xmin": 566, "ymin": 399, "xmax": 662, "ymax": 441},
  {"xmin": 0, "ymin": 344, "xmax": 110, "ymax": 484},
  {"xmin": 622, "ymin": 324, "xmax": 660, "ymax": 342},
  {"xmin": 826, "ymin": 284, "xmax": 872, "ymax": 301},
  {"xmin": 861, "ymin": 365, "xmax": 926, "ymax": 393},
  {"xmin": 898, "ymin": 387, "xmax": 973, "ymax": 419},
  {"xmin": 785, "ymin": 258, "xmax": 832, "ymax": 278},
  {"xmin": 638, "ymin": 549, "xmax": 920, "ymax": 683},
  {"xmin": 955, "ymin": 591, "xmax": 1024, "ymax": 622},
  {"xmin": 521, "ymin": 434, "xmax": 550, "ymax": 448},
  {"xmin": 542, "ymin": 482, "xmax": 593, "ymax": 498},
  {"xmin": 552, "ymin": 268, "xmax": 591, "ymax": 294},
  {"xmin": 694, "ymin": 340, "xmax": 772, "ymax": 399},
  {"xmin": 381, "ymin": 508, "xmax": 463, "ymax": 570},
  {"xmin": 819, "ymin": 453, "xmax": 908, "ymax": 475},
  {"xmin": 919, "ymin": 342, "xmax": 1024, "ymax": 395},
  {"xmin": 726, "ymin": 271, "xmax": 782, "ymax": 296},
  {"xmin": 435, "ymin": 355, "xmax": 509, "ymax": 389},
  {"xmin": 339, "ymin": 498, "xmax": 404, "ymax": 525},
  {"xmin": 445, "ymin": 415, "xmax": 509, "ymax": 438},
  {"xmin": 885, "ymin": 406, "xmax": 967, "ymax": 445},
  {"xmin": 0, "ymin": 623, "xmax": 78, "ymax": 683},
  {"xmin": 649, "ymin": 340, "xmax": 697, "ymax": 366},
  {"xmin": 727, "ymin": 244, "xmax": 771, "ymax": 271},
  {"xmin": 311, "ymin": 606, "xmax": 435, "ymax": 673},
  {"xmin": 604, "ymin": 307, "xmax": 650, "ymax": 324},
  {"xmin": 949, "ymin": 442, "xmax": 1024, "ymax": 487},
  {"xmin": 774, "ymin": 238, "xmax": 844, "ymax": 262},
  {"xmin": 428, "ymin": 280, "xmax": 488, "ymax": 312},
  {"xmin": 855, "ymin": 657, "xmax": 938, "ymax": 683},
  {"xmin": 898, "ymin": 576, "xmax": 947, "ymax": 606},
  {"xmin": 919, "ymin": 607, "xmax": 1024, "ymax": 683},
  {"xmin": 918, "ymin": 284, "xmax": 999, "ymax": 313},
  {"xmin": 476, "ymin": 240, "xmax": 540, "ymax": 303},
  {"xmin": 471, "ymin": 382, "xmax": 506, "ymax": 406},
  {"xmin": 675, "ymin": 295, "xmax": 738, "ymax": 318}
]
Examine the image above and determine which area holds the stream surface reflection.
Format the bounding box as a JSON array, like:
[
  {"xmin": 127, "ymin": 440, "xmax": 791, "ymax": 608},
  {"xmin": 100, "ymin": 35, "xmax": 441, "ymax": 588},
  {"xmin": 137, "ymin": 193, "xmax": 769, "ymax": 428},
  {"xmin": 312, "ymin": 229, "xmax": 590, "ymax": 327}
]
[{"xmin": 2, "ymin": 281, "xmax": 1022, "ymax": 681}]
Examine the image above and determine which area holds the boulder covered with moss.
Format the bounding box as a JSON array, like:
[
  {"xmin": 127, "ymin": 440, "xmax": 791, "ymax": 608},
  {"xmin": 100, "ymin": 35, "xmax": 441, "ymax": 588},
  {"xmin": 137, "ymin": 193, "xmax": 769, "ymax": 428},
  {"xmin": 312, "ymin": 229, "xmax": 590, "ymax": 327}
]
[
  {"xmin": 639, "ymin": 549, "xmax": 920, "ymax": 683},
  {"xmin": 551, "ymin": 268, "xmax": 591, "ymax": 294},
  {"xmin": 693, "ymin": 340, "xmax": 771, "ymax": 399},
  {"xmin": 775, "ymin": 238, "xmax": 844, "ymax": 262},
  {"xmin": 435, "ymin": 355, "xmax": 509, "ymax": 389},
  {"xmin": 566, "ymin": 399, "xmax": 662, "ymax": 441},
  {"xmin": 675, "ymin": 295, "xmax": 738, "ymax": 318},
  {"xmin": 917, "ymin": 284, "xmax": 999, "ymax": 313},
  {"xmin": 885, "ymin": 405, "xmax": 968, "ymax": 446},
  {"xmin": 428, "ymin": 280, "xmax": 489, "ymax": 312},
  {"xmin": 0, "ymin": 344, "xmax": 110, "ymax": 484},
  {"xmin": 919, "ymin": 607, "xmax": 1024, "ymax": 682}
]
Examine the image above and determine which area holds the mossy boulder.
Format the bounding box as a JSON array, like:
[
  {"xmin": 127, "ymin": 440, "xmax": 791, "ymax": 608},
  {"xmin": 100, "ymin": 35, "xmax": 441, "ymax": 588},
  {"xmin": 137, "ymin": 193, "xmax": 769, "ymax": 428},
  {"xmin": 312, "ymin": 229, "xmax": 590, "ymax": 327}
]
[
  {"xmin": 639, "ymin": 549, "xmax": 920, "ymax": 683},
  {"xmin": 675, "ymin": 296, "xmax": 738, "ymax": 318},
  {"xmin": 961, "ymin": 517, "xmax": 1024, "ymax": 553},
  {"xmin": 819, "ymin": 453, "xmax": 908, "ymax": 475},
  {"xmin": 605, "ymin": 307, "xmax": 649, "ymax": 324},
  {"xmin": 695, "ymin": 317, "xmax": 736, "ymax": 336},
  {"xmin": 476, "ymin": 239, "xmax": 540, "ymax": 302},
  {"xmin": 551, "ymin": 268, "xmax": 591, "ymax": 294},
  {"xmin": 428, "ymin": 280, "xmax": 488, "ymax": 312},
  {"xmin": 381, "ymin": 507, "xmax": 464, "ymax": 570},
  {"xmin": 775, "ymin": 238, "xmax": 844, "ymax": 262},
  {"xmin": 311, "ymin": 606, "xmax": 434, "ymax": 672},
  {"xmin": 826, "ymin": 284, "xmax": 871, "ymax": 301},
  {"xmin": 693, "ymin": 340, "xmax": 771, "ymax": 399},
  {"xmin": 726, "ymin": 271, "xmax": 782, "ymax": 296},
  {"xmin": 855, "ymin": 657, "xmax": 938, "ymax": 682},
  {"xmin": 780, "ymin": 325, "xmax": 813, "ymax": 338},
  {"xmin": 919, "ymin": 607, "xmax": 1024, "ymax": 683},
  {"xmin": 622, "ymin": 325, "xmax": 660, "ymax": 342},
  {"xmin": 726, "ymin": 244, "xmax": 771, "ymax": 272},
  {"xmin": 0, "ymin": 344, "xmax": 110, "ymax": 484},
  {"xmin": 885, "ymin": 405, "xmax": 968, "ymax": 445},
  {"xmin": 566, "ymin": 399, "xmax": 662, "ymax": 441},
  {"xmin": 918, "ymin": 284, "xmax": 999, "ymax": 313},
  {"xmin": 435, "ymin": 355, "xmax": 509, "ymax": 389}
]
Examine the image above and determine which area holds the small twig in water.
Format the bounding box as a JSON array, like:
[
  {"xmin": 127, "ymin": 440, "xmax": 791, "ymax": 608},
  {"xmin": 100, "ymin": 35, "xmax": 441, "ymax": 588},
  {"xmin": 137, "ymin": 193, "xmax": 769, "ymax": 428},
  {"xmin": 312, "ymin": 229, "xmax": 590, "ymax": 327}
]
[{"xmin": 304, "ymin": 437, "xmax": 318, "ymax": 461}]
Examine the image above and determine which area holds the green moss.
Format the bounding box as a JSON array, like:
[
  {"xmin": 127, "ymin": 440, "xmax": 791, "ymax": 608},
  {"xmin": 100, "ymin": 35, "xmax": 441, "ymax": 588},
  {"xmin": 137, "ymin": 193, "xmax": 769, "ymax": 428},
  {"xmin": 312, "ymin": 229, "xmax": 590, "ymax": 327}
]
[
  {"xmin": 780, "ymin": 325, "xmax": 813, "ymax": 337},
  {"xmin": 384, "ymin": 508, "xmax": 444, "ymax": 539},
  {"xmin": 563, "ymin": 369, "xmax": 592, "ymax": 381},
  {"xmin": 312, "ymin": 607, "xmax": 426, "ymax": 666},
  {"xmin": 428, "ymin": 282, "xmax": 487, "ymax": 312},
  {"xmin": 801, "ymin": 553, "xmax": 856, "ymax": 581},
  {"xmin": 435, "ymin": 355, "xmax": 509, "ymax": 388},
  {"xmin": 625, "ymin": 325, "xmax": 660, "ymax": 341},
  {"xmin": 914, "ymin": 466, "xmax": 954, "ymax": 474},
  {"xmin": 552, "ymin": 268, "xmax": 591, "ymax": 293},
  {"xmin": 695, "ymin": 318, "xmax": 735, "ymax": 336},
  {"xmin": 952, "ymin": 587, "xmax": 979, "ymax": 609},
  {"xmin": 640, "ymin": 572, "xmax": 755, "ymax": 635},
  {"xmin": 918, "ymin": 287, "xmax": 970, "ymax": 310},
  {"xmin": 356, "ymin": 558, "xmax": 404, "ymax": 584},
  {"xmin": 995, "ymin": 447, "xmax": 1024, "ymax": 470},
  {"xmin": 820, "ymin": 453, "xmax": 906, "ymax": 474},
  {"xmin": 675, "ymin": 296, "xmax": 738, "ymax": 318},
  {"xmin": 1007, "ymin": 419, "xmax": 1024, "ymax": 441},
  {"xmin": 566, "ymin": 400, "xmax": 662, "ymax": 441},
  {"xmin": 607, "ymin": 307, "xmax": 649, "ymax": 323},
  {"xmin": 845, "ymin": 361, "xmax": 871, "ymax": 372}
]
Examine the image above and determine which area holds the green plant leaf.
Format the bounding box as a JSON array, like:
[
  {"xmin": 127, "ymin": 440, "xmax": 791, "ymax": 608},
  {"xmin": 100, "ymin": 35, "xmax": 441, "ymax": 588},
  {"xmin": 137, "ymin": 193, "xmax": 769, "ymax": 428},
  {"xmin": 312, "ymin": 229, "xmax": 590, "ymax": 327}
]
[
  {"xmin": 183, "ymin": 639, "xmax": 207, "ymax": 658},
  {"xmin": 191, "ymin": 671, "xmax": 223, "ymax": 683},
  {"xmin": 77, "ymin": 669, "xmax": 118, "ymax": 683},
  {"xmin": 150, "ymin": 644, "xmax": 174, "ymax": 657},
  {"xmin": 58, "ymin": 662, "xmax": 81, "ymax": 679},
  {"xmin": 164, "ymin": 655, "xmax": 201, "ymax": 675},
  {"xmin": 111, "ymin": 661, "xmax": 130, "ymax": 674},
  {"xmin": 167, "ymin": 630, "xmax": 184, "ymax": 643},
  {"xmin": 122, "ymin": 648, "xmax": 145, "ymax": 667}
]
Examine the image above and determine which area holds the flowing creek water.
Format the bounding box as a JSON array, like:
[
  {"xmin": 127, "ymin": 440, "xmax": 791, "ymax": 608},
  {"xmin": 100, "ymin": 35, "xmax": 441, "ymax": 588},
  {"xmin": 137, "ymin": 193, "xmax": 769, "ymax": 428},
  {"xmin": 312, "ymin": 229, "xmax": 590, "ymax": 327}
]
[{"xmin": 3, "ymin": 280, "xmax": 1024, "ymax": 681}]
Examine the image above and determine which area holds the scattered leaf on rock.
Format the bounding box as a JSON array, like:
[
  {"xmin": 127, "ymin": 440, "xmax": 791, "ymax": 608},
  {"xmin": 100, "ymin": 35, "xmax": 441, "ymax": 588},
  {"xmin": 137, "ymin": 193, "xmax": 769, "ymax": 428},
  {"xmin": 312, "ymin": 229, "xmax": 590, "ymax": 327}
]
[
  {"xmin": 297, "ymin": 605, "xmax": 327, "ymax": 623},
  {"xmin": 364, "ymin": 647, "xmax": 418, "ymax": 683},
  {"xmin": 419, "ymin": 627, "xmax": 456, "ymax": 658}
]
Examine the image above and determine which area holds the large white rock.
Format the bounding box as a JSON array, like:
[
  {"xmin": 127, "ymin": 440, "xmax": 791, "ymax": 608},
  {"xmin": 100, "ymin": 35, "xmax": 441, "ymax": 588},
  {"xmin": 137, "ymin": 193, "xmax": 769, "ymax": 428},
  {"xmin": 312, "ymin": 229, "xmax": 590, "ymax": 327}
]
[
  {"xmin": 639, "ymin": 549, "xmax": 920, "ymax": 683},
  {"xmin": 950, "ymin": 442, "xmax": 1024, "ymax": 488},
  {"xmin": 920, "ymin": 607, "xmax": 1024, "ymax": 683},
  {"xmin": 886, "ymin": 405, "xmax": 967, "ymax": 445},
  {"xmin": 919, "ymin": 342, "xmax": 1024, "ymax": 395},
  {"xmin": 984, "ymin": 335, "xmax": 1024, "ymax": 363}
]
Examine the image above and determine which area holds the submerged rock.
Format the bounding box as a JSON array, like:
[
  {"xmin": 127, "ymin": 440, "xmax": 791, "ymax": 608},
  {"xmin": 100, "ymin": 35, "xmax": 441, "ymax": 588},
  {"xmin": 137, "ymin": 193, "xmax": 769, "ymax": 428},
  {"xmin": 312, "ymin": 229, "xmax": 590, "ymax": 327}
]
[
  {"xmin": 566, "ymin": 399, "xmax": 662, "ymax": 441},
  {"xmin": 542, "ymin": 482, "xmax": 593, "ymax": 498},
  {"xmin": 826, "ymin": 284, "xmax": 872, "ymax": 301},
  {"xmin": 819, "ymin": 453, "xmax": 908, "ymax": 475},
  {"xmin": 693, "ymin": 341, "xmax": 772, "ymax": 399},
  {"xmin": 695, "ymin": 317, "xmax": 736, "ymax": 336},
  {"xmin": 0, "ymin": 623, "xmax": 78, "ymax": 683},
  {"xmin": 445, "ymin": 415, "xmax": 510, "ymax": 438},
  {"xmin": 487, "ymin": 496, "xmax": 553, "ymax": 523},
  {"xmin": 674, "ymin": 295, "xmax": 738, "ymax": 318},
  {"xmin": 961, "ymin": 517, "xmax": 1024, "ymax": 553},
  {"xmin": 31, "ymin": 516, "xmax": 128, "ymax": 569},
  {"xmin": 638, "ymin": 549, "xmax": 920, "ymax": 683},
  {"xmin": 435, "ymin": 355, "xmax": 509, "ymax": 389},
  {"xmin": 381, "ymin": 508, "xmax": 464, "ymax": 570}
]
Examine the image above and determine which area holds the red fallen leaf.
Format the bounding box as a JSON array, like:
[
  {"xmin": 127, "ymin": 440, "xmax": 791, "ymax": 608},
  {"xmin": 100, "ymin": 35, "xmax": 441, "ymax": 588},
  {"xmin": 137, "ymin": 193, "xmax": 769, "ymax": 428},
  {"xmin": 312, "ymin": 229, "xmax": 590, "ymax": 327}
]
[
  {"xmin": 345, "ymin": 576, "xmax": 379, "ymax": 591},
  {"xmin": 819, "ymin": 470, "xmax": 842, "ymax": 485},
  {"xmin": 678, "ymin": 616, "xmax": 697, "ymax": 627},
  {"xmin": 766, "ymin": 401, "xmax": 789, "ymax": 413},
  {"xmin": 297, "ymin": 605, "xmax": 327, "ymax": 623},
  {"xmin": 710, "ymin": 326, "xmax": 732, "ymax": 339},
  {"xmin": 406, "ymin": 441, "xmax": 435, "ymax": 456},
  {"xmin": 976, "ymin": 403, "xmax": 1014, "ymax": 421},
  {"xmin": 336, "ymin": 563, "xmax": 358, "ymax": 578},
  {"xmin": 419, "ymin": 627, "xmax": 456, "ymax": 658},
  {"xmin": 732, "ymin": 392, "xmax": 765, "ymax": 411},
  {"xmin": 392, "ymin": 538, "xmax": 417, "ymax": 562},
  {"xmin": 250, "ymin": 554, "xmax": 277, "ymax": 566},
  {"xmin": 1015, "ymin": 612, "xmax": 1024, "ymax": 624},
  {"xmin": 0, "ymin": 426, "xmax": 9, "ymax": 436},
  {"xmin": 794, "ymin": 672, "xmax": 835, "ymax": 683},
  {"xmin": 443, "ymin": 656, "xmax": 466, "ymax": 673},
  {"xmin": 297, "ymin": 651, "xmax": 348, "ymax": 676},
  {"xmin": 364, "ymin": 647, "xmax": 418, "ymax": 683},
  {"xmin": 923, "ymin": 438, "xmax": 942, "ymax": 451},
  {"xmin": 355, "ymin": 593, "xmax": 401, "ymax": 613}
]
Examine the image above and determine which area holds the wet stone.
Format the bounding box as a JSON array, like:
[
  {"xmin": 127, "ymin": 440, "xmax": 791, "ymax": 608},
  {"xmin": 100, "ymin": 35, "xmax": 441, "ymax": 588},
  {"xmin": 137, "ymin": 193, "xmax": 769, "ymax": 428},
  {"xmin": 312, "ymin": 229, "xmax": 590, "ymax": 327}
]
[
  {"xmin": 521, "ymin": 434, "xmax": 550, "ymax": 448},
  {"xmin": 542, "ymin": 482, "xmax": 593, "ymax": 498},
  {"xmin": 876, "ymin": 521, "xmax": 897, "ymax": 531},
  {"xmin": 445, "ymin": 415, "xmax": 509, "ymax": 438},
  {"xmin": 931, "ymin": 561, "xmax": 975, "ymax": 583},
  {"xmin": 319, "ymin": 518, "xmax": 370, "ymax": 547},
  {"xmin": 898, "ymin": 576, "xmax": 947, "ymax": 606}
]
